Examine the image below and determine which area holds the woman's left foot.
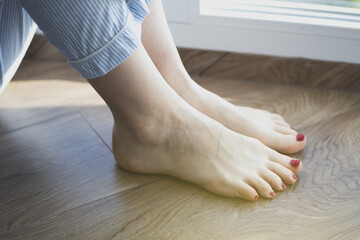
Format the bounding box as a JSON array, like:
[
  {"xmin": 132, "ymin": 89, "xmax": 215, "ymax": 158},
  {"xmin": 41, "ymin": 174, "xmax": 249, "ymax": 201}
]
[
  {"xmin": 169, "ymin": 76, "xmax": 306, "ymax": 154},
  {"xmin": 140, "ymin": 0, "xmax": 306, "ymax": 154}
]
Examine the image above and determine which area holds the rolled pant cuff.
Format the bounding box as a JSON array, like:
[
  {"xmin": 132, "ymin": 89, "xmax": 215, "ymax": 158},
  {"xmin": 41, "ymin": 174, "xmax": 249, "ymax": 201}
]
[{"xmin": 68, "ymin": 12, "xmax": 142, "ymax": 79}]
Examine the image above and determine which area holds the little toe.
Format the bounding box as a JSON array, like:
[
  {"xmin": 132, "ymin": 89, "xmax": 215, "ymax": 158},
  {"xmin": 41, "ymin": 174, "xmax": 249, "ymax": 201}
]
[
  {"xmin": 208, "ymin": 181, "xmax": 259, "ymax": 201},
  {"xmin": 235, "ymin": 182, "xmax": 260, "ymax": 201},
  {"xmin": 267, "ymin": 162, "xmax": 298, "ymax": 185},
  {"xmin": 247, "ymin": 176, "xmax": 275, "ymax": 199}
]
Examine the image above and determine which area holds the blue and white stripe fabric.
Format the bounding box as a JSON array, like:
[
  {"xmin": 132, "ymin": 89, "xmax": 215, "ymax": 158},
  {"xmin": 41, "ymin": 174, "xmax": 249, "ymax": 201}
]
[
  {"xmin": 0, "ymin": 0, "xmax": 153, "ymax": 93},
  {"xmin": 0, "ymin": 0, "xmax": 37, "ymax": 94},
  {"xmin": 19, "ymin": 0, "xmax": 153, "ymax": 79}
]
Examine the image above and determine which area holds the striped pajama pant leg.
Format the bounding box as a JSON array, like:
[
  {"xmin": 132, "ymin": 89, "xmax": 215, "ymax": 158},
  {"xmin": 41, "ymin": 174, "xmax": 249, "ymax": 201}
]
[
  {"xmin": 0, "ymin": 0, "xmax": 37, "ymax": 94},
  {"xmin": 0, "ymin": 0, "xmax": 153, "ymax": 94}
]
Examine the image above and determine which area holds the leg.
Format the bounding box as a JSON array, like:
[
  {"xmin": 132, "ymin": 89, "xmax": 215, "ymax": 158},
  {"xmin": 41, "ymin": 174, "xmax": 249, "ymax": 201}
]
[
  {"xmin": 90, "ymin": 44, "xmax": 302, "ymax": 200},
  {"xmin": 20, "ymin": 0, "xmax": 302, "ymax": 200},
  {"xmin": 141, "ymin": 0, "xmax": 307, "ymax": 154}
]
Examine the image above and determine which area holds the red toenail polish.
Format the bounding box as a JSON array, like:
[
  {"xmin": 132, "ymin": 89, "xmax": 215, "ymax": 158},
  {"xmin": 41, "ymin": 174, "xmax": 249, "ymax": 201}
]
[
  {"xmin": 296, "ymin": 134, "xmax": 305, "ymax": 141},
  {"xmin": 282, "ymin": 183, "xmax": 287, "ymax": 189},
  {"xmin": 293, "ymin": 174, "xmax": 297, "ymax": 180},
  {"xmin": 270, "ymin": 191, "xmax": 275, "ymax": 197},
  {"xmin": 290, "ymin": 159, "xmax": 300, "ymax": 167},
  {"xmin": 291, "ymin": 127, "xmax": 295, "ymax": 130},
  {"xmin": 254, "ymin": 195, "xmax": 259, "ymax": 200}
]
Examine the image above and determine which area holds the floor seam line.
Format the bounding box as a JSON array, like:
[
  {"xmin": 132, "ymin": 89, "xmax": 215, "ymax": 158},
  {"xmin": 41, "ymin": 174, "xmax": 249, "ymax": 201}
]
[
  {"xmin": 79, "ymin": 111, "xmax": 113, "ymax": 153},
  {"xmin": 0, "ymin": 177, "xmax": 164, "ymax": 235},
  {"xmin": 199, "ymin": 52, "xmax": 229, "ymax": 76},
  {"xmin": 0, "ymin": 110, "xmax": 80, "ymax": 137}
]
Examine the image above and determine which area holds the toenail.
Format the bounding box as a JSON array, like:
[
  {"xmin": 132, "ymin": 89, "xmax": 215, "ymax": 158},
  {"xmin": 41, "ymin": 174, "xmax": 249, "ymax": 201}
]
[
  {"xmin": 291, "ymin": 127, "xmax": 295, "ymax": 130},
  {"xmin": 254, "ymin": 195, "xmax": 259, "ymax": 200},
  {"xmin": 296, "ymin": 134, "xmax": 305, "ymax": 141},
  {"xmin": 270, "ymin": 191, "xmax": 275, "ymax": 197},
  {"xmin": 282, "ymin": 182, "xmax": 287, "ymax": 189},
  {"xmin": 293, "ymin": 174, "xmax": 297, "ymax": 180},
  {"xmin": 290, "ymin": 159, "xmax": 300, "ymax": 167}
]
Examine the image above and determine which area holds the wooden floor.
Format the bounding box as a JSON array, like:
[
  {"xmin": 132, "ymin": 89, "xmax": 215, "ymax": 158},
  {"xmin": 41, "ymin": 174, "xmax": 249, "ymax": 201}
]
[{"xmin": 1, "ymin": 53, "xmax": 360, "ymax": 239}]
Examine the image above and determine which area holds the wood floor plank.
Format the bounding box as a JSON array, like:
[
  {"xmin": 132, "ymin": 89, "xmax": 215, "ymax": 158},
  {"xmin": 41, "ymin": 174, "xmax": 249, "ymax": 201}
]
[
  {"xmin": 79, "ymin": 106, "xmax": 163, "ymax": 186},
  {"xmin": 79, "ymin": 106, "xmax": 113, "ymax": 149},
  {"xmin": 177, "ymin": 48, "xmax": 227, "ymax": 75},
  {"xmin": 2, "ymin": 104, "xmax": 360, "ymax": 240},
  {"xmin": 1, "ymin": 59, "xmax": 360, "ymax": 239},
  {"xmin": 202, "ymin": 52, "xmax": 360, "ymax": 92},
  {"xmin": 24, "ymin": 35, "xmax": 47, "ymax": 59},
  {"xmin": 28, "ymin": 41, "xmax": 66, "ymax": 62},
  {"xmin": 1, "ymin": 78, "xmax": 359, "ymax": 239},
  {"xmin": 0, "ymin": 113, "xmax": 139, "ymax": 233},
  {"xmin": 0, "ymin": 60, "xmax": 162, "ymax": 191},
  {"xmin": 0, "ymin": 60, "xmax": 102, "ymax": 134}
]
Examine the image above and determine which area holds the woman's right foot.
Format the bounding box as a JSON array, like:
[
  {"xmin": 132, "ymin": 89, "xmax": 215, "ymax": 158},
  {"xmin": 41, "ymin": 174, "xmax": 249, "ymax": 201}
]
[
  {"xmin": 89, "ymin": 45, "xmax": 302, "ymax": 201},
  {"xmin": 112, "ymin": 103, "xmax": 302, "ymax": 201}
]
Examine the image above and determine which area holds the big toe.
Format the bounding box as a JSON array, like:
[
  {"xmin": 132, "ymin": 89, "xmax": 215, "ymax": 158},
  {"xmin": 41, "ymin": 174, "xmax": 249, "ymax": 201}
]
[{"xmin": 265, "ymin": 132, "xmax": 306, "ymax": 154}]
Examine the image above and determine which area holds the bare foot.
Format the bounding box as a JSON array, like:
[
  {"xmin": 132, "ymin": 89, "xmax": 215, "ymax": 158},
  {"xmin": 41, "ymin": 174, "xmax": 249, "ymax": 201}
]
[
  {"xmin": 112, "ymin": 104, "xmax": 302, "ymax": 201},
  {"xmin": 89, "ymin": 45, "xmax": 302, "ymax": 201},
  {"xmin": 180, "ymin": 85, "xmax": 307, "ymax": 154},
  {"xmin": 140, "ymin": 0, "xmax": 306, "ymax": 154}
]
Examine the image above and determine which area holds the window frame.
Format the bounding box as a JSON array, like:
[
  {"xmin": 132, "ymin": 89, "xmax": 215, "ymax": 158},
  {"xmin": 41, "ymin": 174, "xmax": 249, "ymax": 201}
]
[{"xmin": 163, "ymin": 0, "xmax": 360, "ymax": 64}]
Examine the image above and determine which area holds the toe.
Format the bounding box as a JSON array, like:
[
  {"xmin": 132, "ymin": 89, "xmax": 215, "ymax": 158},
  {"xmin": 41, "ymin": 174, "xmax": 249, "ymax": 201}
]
[
  {"xmin": 260, "ymin": 168, "xmax": 287, "ymax": 191},
  {"xmin": 270, "ymin": 132, "xmax": 307, "ymax": 154},
  {"xmin": 267, "ymin": 161, "xmax": 298, "ymax": 185},
  {"xmin": 235, "ymin": 182, "xmax": 259, "ymax": 201},
  {"xmin": 289, "ymin": 133, "xmax": 307, "ymax": 153},
  {"xmin": 274, "ymin": 119, "xmax": 291, "ymax": 128},
  {"xmin": 274, "ymin": 125, "xmax": 298, "ymax": 135},
  {"xmin": 247, "ymin": 176, "xmax": 275, "ymax": 199},
  {"xmin": 271, "ymin": 113, "xmax": 285, "ymax": 121},
  {"xmin": 269, "ymin": 150, "xmax": 303, "ymax": 174},
  {"xmin": 209, "ymin": 180, "xmax": 259, "ymax": 201}
]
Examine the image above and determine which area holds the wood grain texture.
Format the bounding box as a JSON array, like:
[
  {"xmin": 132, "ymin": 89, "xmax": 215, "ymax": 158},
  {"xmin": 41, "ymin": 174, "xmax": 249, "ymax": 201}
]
[
  {"xmin": 202, "ymin": 53, "xmax": 360, "ymax": 92},
  {"xmin": 24, "ymin": 35, "xmax": 47, "ymax": 59},
  {"xmin": 177, "ymin": 48, "xmax": 227, "ymax": 75},
  {"xmin": 0, "ymin": 60, "xmax": 100, "ymax": 134},
  {"xmin": 0, "ymin": 113, "xmax": 139, "ymax": 233},
  {"xmin": 1, "ymin": 59, "xmax": 360, "ymax": 239},
  {"xmin": 29, "ymin": 41, "xmax": 66, "ymax": 62},
  {"xmin": 79, "ymin": 106, "xmax": 163, "ymax": 186},
  {"xmin": 25, "ymin": 35, "xmax": 65, "ymax": 62}
]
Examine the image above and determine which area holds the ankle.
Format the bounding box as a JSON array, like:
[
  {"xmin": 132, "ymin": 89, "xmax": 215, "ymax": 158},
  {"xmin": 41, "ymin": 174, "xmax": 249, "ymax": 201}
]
[
  {"xmin": 160, "ymin": 65, "xmax": 198, "ymax": 98},
  {"xmin": 111, "ymin": 104, "xmax": 190, "ymax": 174},
  {"xmin": 112, "ymin": 105, "xmax": 181, "ymax": 147}
]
